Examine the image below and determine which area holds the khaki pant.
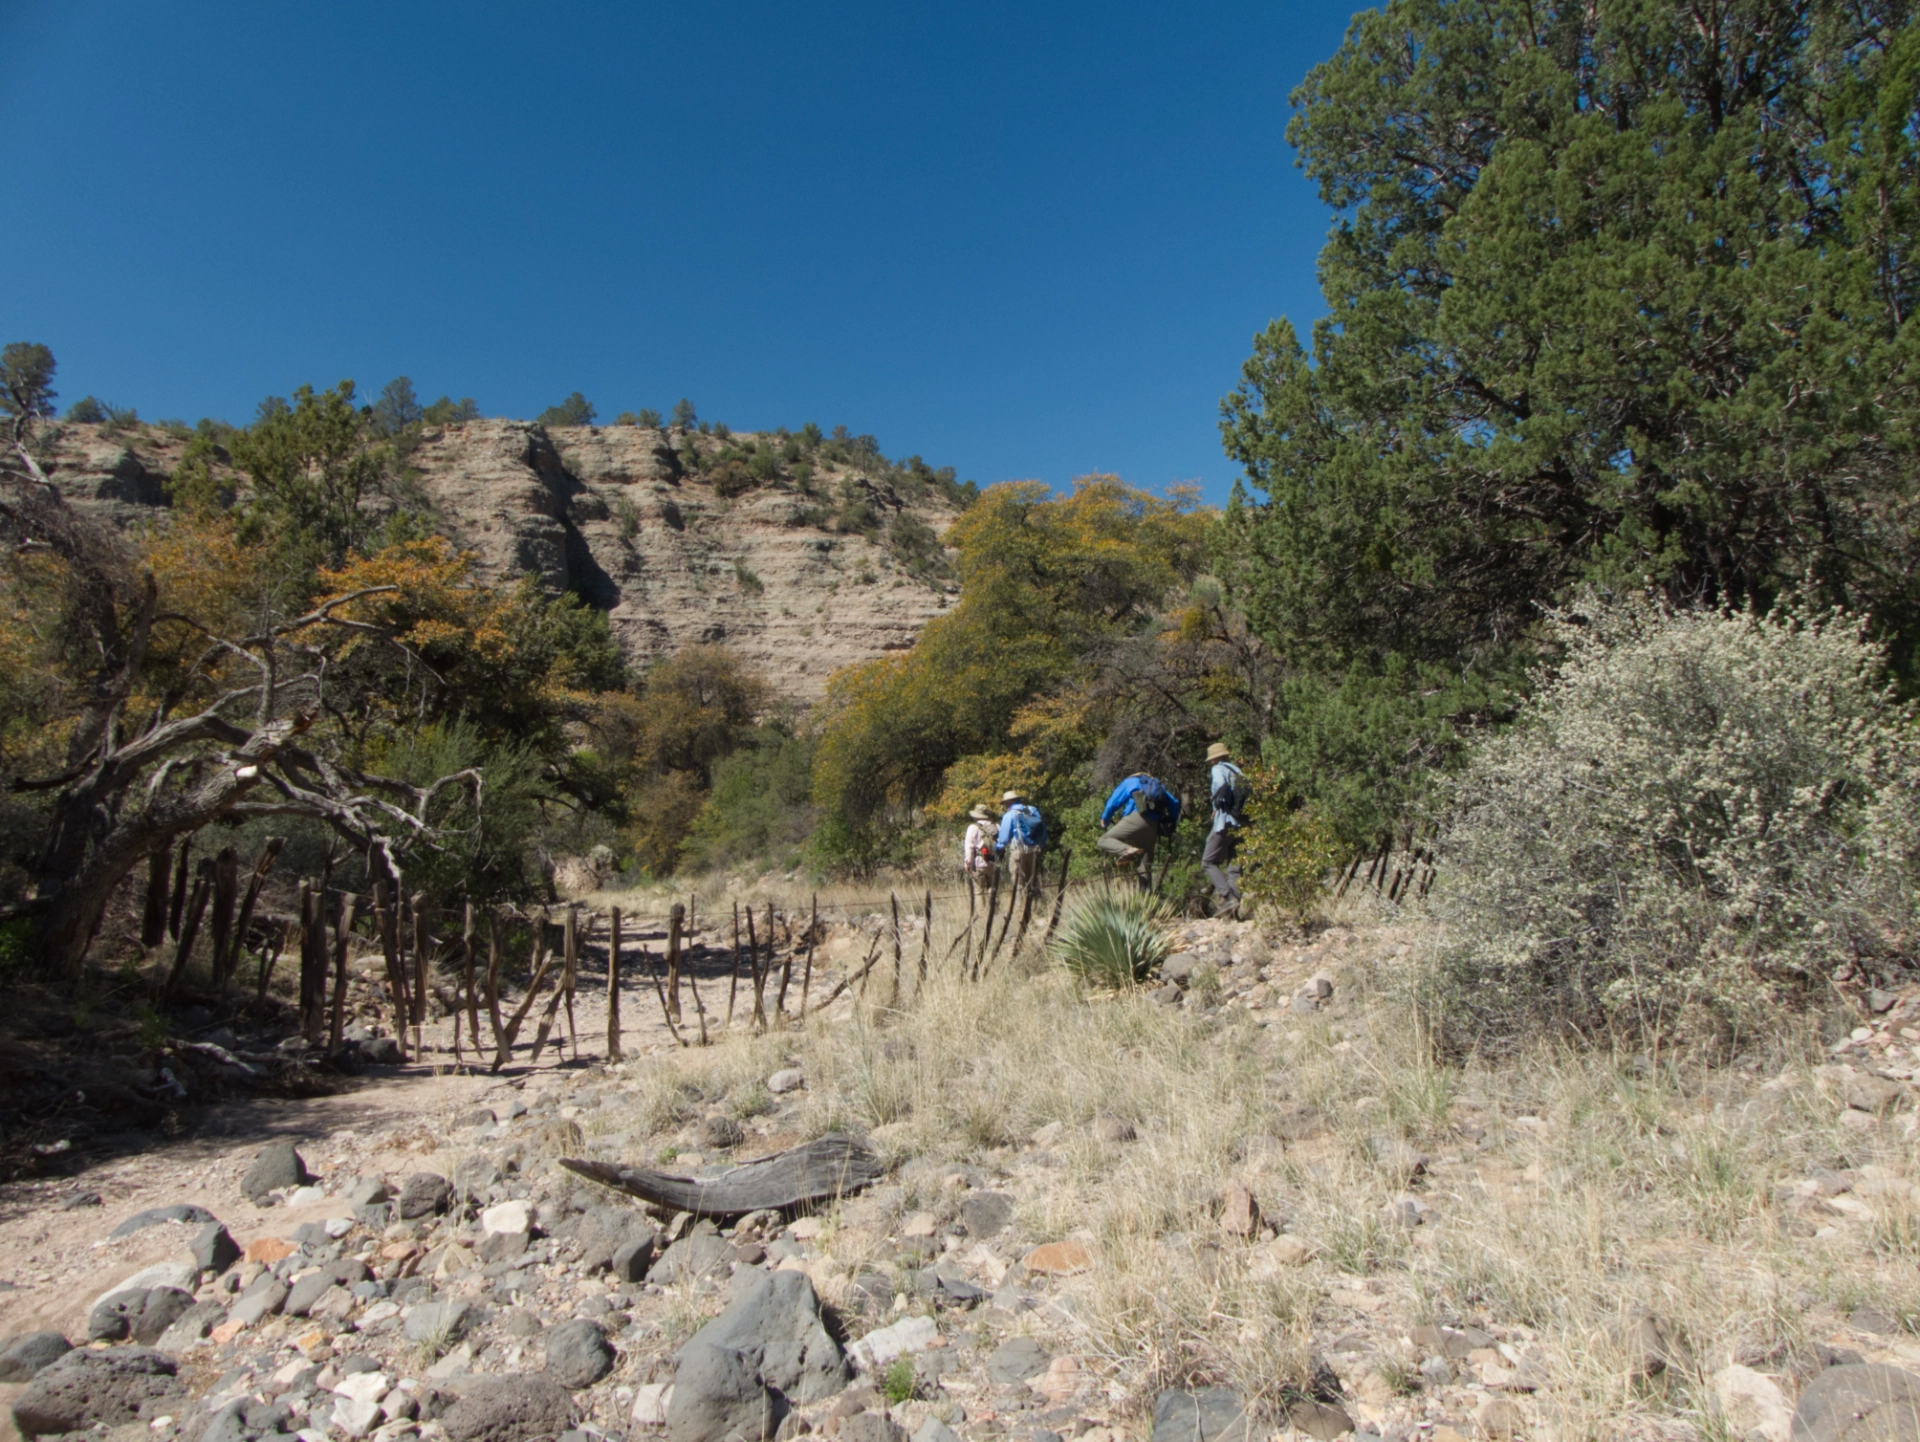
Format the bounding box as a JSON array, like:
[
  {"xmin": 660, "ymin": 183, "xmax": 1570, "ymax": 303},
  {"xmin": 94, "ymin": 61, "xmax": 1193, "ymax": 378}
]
[
  {"xmin": 1097, "ymin": 810, "xmax": 1158, "ymax": 886},
  {"xmin": 1005, "ymin": 839, "xmax": 1042, "ymax": 896}
]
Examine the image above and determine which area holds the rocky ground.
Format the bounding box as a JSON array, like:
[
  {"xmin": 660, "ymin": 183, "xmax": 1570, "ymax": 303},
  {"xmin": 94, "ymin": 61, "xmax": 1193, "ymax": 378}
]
[{"xmin": 6, "ymin": 909, "xmax": 1920, "ymax": 1442}]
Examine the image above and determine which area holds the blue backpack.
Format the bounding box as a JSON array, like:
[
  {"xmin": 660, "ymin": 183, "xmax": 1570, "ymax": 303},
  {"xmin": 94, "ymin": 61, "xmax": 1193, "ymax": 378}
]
[
  {"xmin": 1136, "ymin": 777, "xmax": 1182, "ymax": 835},
  {"xmin": 1004, "ymin": 803, "xmax": 1046, "ymax": 848}
]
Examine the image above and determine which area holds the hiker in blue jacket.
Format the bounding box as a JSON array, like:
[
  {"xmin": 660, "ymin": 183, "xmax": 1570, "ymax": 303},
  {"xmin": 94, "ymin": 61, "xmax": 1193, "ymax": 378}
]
[
  {"xmin": 1204, "ymin": 741, "xmax": 1250, "ymax": 916},
  {"xmin": 1097, "ymin": 773, "xmax": 1182, "ymax": 887},
  {"xmin": 994, "ymin": 789, "xmax": 1047, "ymax": 900}
]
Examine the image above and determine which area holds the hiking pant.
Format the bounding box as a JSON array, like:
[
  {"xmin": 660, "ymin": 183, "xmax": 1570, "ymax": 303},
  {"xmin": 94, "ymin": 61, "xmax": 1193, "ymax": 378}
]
[
  {"xmin": 1203, "ymin": 826, "xmax": 1241, "ymax": 905},
  {"xmin": 1097, "ymin": 811, "xmax": 1158, "ymax": 886},
  {"xmin": 1005, "ymin": 839, "xmax": 1042, "ymax": 898}
]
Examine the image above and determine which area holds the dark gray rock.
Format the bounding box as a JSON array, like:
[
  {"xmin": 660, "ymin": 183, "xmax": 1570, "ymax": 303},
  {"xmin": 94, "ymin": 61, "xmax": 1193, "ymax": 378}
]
[
  {"xmin": 914, "ymin": 1269, "xmax": 984, "ymax": 1307},
  {"xmin": 190, "ymin": 1222, "xmax": 241, "ymax": 1274},
  {"xmin": 576, "ymin": 1205, "xmax": 656, "ymax": 1273},
  {"xmin": 654, "ymin": 1230, "xmax": 736, "ymax": 1285},
  {"xmin": 241, "ymin": 1140, "xmax": 310, "ymax": 1203},
  {"xmin": 612, "ymin": 1235, "xmax": 655, "ymax": 1283},
  {"xmin": 109, "ymin": 1204, "xmax": 218, "ymax": 1239},
  {"xmin": 88, "ymin": 1287, "xmax": 193, "ymax": 1345},
  {"xmin": 1848, "ymin": 1307, "xmax": 1901, "ymax": 1337},
  {"xmin": 1791, "ymin": 1363, "xmax": 1920, "ymax": 1442},
  {"xmin": 285, "ymin": 1260, "xmax": 371, "ymax": 1317},
  {"xmin": 10, "ymin": 1347, "xmax": 183, "ymax": 1437},
  {"xmin": 667, "ymin": 1342, "xmax": 777, "ymax": 1442},
  {"xmin": 453, "ymin": 1156, "xmax": 503, "ymax": 1200},
  {"xmin": 345, "ymin": 1177, "xmax": 391, "ymax": 1208},
  {"xmin": 680, "ymin": 1265, "xmax": 850, "ymax": 1404},
  {"xmin": 0, "ymin": 1331, "xmax": 71, "ymax": 1382},
  {"xmin": 155, "ymin": 1300, "xmax": 226, "ymax": 1353},
  {"xmin": 1151, "ymin": 1388, "xmax": 1249, "ymax": 1442},
  {"xmin": 959, "ymin": 1193, "xmax": 1014, "ymax": 1240},
  {"xmin": 841, "ymin": 1416, "xmax": 906, "ymax": 1442},
  {"xmin": 440, "ymin": 1374, "xmax": 573, "ymax": 1442},
  {"xmin": 398, "ymin": 1172, "xmax": 453, "ymax": 1219},
  {"xmin": 59, "ymin": 1191, "xmax": 103, "ymax": 1211},
  {"xmin": 199, "ymin": 1397, "xmax": 250, "ymax": 1442},
  {"xmin": 478, "ymin": 1230, "xmax": 529, "ymax": 1264},
  {"xmin": 355, "ymin": 1203, "xmax": 392, "ymax": 1230},
  {"xmin": 226, "ymin": 1278, "xmax": 288, "ymax": 1327},
  {"xmin": 545, "ymin": 1318, "xmax": 615, "ymax": 1388},
  {"xmin": 987, "ymin": 1338, "xmax": 1050, "ymax": 1386}
]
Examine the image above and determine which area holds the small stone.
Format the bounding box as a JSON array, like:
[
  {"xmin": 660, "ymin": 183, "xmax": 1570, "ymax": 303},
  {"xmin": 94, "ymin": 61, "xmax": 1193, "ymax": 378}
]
[
  {"xmin": 334, "ymin": 1371, "xmax": 392, "ymax": 1405},
  {"xmin": 244, "ymin": 1236, "xmax": 297, "ymax": 1265},
  {"xmin": 346, "ymin": 1178, "xmax": 390, "ymax": 1208},
  {"xmin": 1030, "ymin": 1120, "xmax": 1065, "ymax": 1148},
  {"xmin": 1286, "ymin": 1400, "xmax": 1354, "ymax": 1441},
  {"xmin": 1259, "ymin": 1235, "xmax": 1313, "ymax": 1267},
  {"xmin": 285, "ymin": 1185, "xmax": 327, "ymax": 1208},
  {"xmin": 1846, "ymin": 1076, "xmax": 1905, "ymax": 1114},
  {"xmin": 1713, "ymin": 1364, "xmax": 1793, "ymax": 1442},
  {"xmin": 397, "ymin": 1173, "xmax": 453, "ymax": 1220},
  {"xmin": 959, "ymin": 1193, "xmax": 1014, "ymax": 1239},
  {"xmin": 1022, "ymin": 1240, "xmax": 1092, "ymax": 1275},
  {"xmin": 767, "ymin": 1068, "xmax": 804, "ymax": 1094},
  {"xmin": 242, "ymin": 1141, "xmax": 311, "ymax": 1203},
  {"xmin": 405, "ymin": 1301, "xmax": 472, "ymax": 1344},
  {"xmin": 1791, "ymin": 1363, "xmax": 1920, "ymax": 1442},
  {"xmin": 611, "ymin": 1235, "xmax": 655, "ymax": 1282},
  {"xmin": 59, "ymin": 1191, "xmax": 103, "ymax": 1210},
  {"xmin": 1365, "ymin": 1135, "xmax": 1427, "ymax": 1183},
  {"xmin": 1614, "ymin": 1310, "xmax": 1692, "ymax": 1378},
  {"xmin": 1869, "ymin": 989, "xmax": 1899, "ymax": 1014},
  {"xmin": 544, "ymin": 1318, "xmax": 615, "ymax": 1388},
  {"xmin": 901, "ymin": 1211, "xmax": 941, "ymax": 1239},
  {"xmin": 226, "ymin": 1279, "xmax": 288, "ymax": 1328},
  {"xmin": 335, "ymin": 1395, "xmax": 386, "ymax": 1439},
  {"xmin": 1848, "ymin": 1306, "xmax": 1899, "ymax": 1337},
  {"xmin": 1150, "ymin": 1387, "xmax": 1248, "ymax": 1442},
  {"xmin": 987, "ymin": 1337, "xmax": 1051, "ymax": 1385},
  {"xmin": 189, "ymin": 1224, "xmax": 240, "ymax": 1274},
  {"xmin": 849, "ymin": 1315, "xmax": 940, "ymax": 1371},
  {"xmin": 632, "ymin": 1382, "xmax": 674, "ymax": 1427},
  {"xmin": 481, "ymin": 1200, "xmax": 533, "ymax": 1236},
  {"xmin": 0, "ymin": 1331, "xmax": 72, "ymax": 1382},
  {"xmin": 1093, "ymin": 1116, "xmax": 1135, "ymax": 1144},
  {"xmin": 912, "ymin": 1422, "xmax": 961, "ymax": 1442},
  {"xmin": 1219, "ymin": 1183, "xmax": 1260, "ymax": 1238},
  {"xmin": 842, "ymin": 1416, "xmax": 907, "ymax": 1442},
  {"xmin": 1475, "ymin": 1398, "xmax": 1521, "ymax": 1440}
]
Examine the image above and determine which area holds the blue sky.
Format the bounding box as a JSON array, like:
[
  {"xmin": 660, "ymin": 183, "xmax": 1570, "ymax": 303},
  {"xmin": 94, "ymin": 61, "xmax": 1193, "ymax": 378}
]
[{"xmin": 2, "ymin": 2, "xmax": 1363, "ymax": 505}]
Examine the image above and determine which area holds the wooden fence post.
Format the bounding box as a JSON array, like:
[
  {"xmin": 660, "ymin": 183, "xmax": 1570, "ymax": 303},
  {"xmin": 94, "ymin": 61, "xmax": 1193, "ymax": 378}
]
[
  {"xmin": 329, "ymin": 894, "xmax": 356, "ymax": 1054},
  {"xmin": 666, "ymin": 903, "xmax": 684, "ymax": 1022},
  {"xmin": 607, "ymin": 907, "xmax": 623, "ymax": 1063}
]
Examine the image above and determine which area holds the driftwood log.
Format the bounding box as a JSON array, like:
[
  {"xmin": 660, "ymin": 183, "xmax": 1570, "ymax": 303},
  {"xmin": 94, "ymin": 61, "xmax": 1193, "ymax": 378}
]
[{"xmin": 559, "ymin": 1134, "xmax": 885, "ymax": 1218}]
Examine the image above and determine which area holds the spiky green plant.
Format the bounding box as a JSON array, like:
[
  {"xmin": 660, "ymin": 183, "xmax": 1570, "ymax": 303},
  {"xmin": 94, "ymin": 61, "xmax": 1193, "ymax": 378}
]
[{"xmin": 1050, "ymin": 885, "xmax": 1171, "ymax": 988}]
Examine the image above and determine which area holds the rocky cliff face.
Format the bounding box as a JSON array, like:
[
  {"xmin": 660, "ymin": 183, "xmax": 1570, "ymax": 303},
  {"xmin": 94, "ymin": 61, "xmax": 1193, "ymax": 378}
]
[{"xmin": 29, "ymin": 420, "xmax": 962, "ymax": 703}]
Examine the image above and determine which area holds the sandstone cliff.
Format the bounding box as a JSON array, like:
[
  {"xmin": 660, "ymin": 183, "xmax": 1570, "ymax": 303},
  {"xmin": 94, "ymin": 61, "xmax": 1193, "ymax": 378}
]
[{"xmin": 28, "ymin": 419, "xmax": 963, "ymax": 703}]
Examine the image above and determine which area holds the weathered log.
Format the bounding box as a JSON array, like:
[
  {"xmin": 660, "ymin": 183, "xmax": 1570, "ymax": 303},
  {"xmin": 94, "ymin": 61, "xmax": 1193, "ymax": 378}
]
[{"xmin": 560, "ymin": 1134, "xmax": 885, "ymax": 1218}]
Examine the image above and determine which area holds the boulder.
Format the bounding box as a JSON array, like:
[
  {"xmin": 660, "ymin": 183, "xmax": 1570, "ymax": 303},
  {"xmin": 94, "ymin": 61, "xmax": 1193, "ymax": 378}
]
[
  {"xmin": 1150, "ymin": 1388, "xmax": 1249, "ymax": 1442},
  {"xmin": 0, "ymin": 1331, "xmax": 72, "ymax": 1383},
  {"xmin": 1790, "ymin": 1363, "xmax": 1920, "ymax": 1442},
  {"xmin": 986, "ymin": 1337, "xmax": 1051, "ymax": 1385},
  {"xmin": 88, "ymin": 1286, "xmax": 194, "ymax": 1345},
  {"xmin": 612, "ymin": 1235, "xmax": 657, "ymax": 1283},
  {"xmin": 10, "ymin": 1347, "xmax": 183, "ymax": 1437},
  {"xmin": 241, "ymin": 1140, "xmax": 310, "ymax": 1203},
  {"xmin": 546, "ymin": 1318, "xmax": 616, "ymax": 1388},
  {"xmin": 398, "ymin": 1171, "xmax": 454, "ymax": 1218},
  {"xmin": 405, "ymin": 1300, "xmax": 472, "ymax": 1344},
  {"xmin": 154, "ymin": 1300, "xmax": 226, "ymax": 1353},
  {"xmin": 842, "ymin": 1417, "xmax": 907, "ymax": 1442},
  {"xmin": 700, "ymin": 1115, "xmax": 746, "ymax": 1150},
  {"xmin": 440, "ymin": 1374, "xmax": 574, "ymax": 1442},
  {"xmin": 848, "ymin": 1316, "xmax": 939, "ymax": 1372},
  {"xmin": 958, "ymin": 1192, "xmax": 1013, "ymax": 1240},
  {"xmin": 226, "ymin": 1278, "xmax": 288, "ymax": 1327},
  {"xmin": 1714, "ymin": 1364, "xmax": 1793, "ymax": 1442},
  {"xmin": 285, "ymin": 1260, "xmax": 371, "ymax": 1317},
  {"xmin": 680, "ymin": 1265, "xmax": 850, "ymax": 1404},
  {"xmin": 767, "ymin": 1069, "xmax": 804, "ymax": 1094},
  {"xmin": 190, "ymin": 1222, "xmax": 241, "ymax": 1274},
  {"xmin": 482, "ymin": 1199, "xmax": 534, "ymax": 1236},
  {"xmin": 666, "ymin": 1342, "xmax": 777, "ymax": 1442},
  {"xmin": 108, "ymin": 1204, "xmax": 218, "ymax": 1239}
]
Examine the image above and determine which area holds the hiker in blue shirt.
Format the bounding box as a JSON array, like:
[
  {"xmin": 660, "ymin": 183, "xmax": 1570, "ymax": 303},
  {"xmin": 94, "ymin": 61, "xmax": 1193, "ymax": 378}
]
[
  {"xmin": 1204, "ymin": 741, "xmax": 1250, "ymax": 917},
  {"xmin": 1097, "ymin": 773, "xmax": 1182, "ymax": 888},
  {"xmin": 994, "ymin": 789, "xmax": 1047, "ymax": 900}
]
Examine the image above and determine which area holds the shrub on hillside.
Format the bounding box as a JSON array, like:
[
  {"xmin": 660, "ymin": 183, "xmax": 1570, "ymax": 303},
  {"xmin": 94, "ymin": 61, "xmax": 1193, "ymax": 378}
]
[{"xmin": 1425, "ymin": 595, "xmax": 1920, "ymax": 1051}]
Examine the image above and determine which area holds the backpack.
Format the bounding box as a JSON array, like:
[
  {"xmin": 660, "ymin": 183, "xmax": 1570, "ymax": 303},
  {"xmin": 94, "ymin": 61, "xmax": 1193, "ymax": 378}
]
[
  {"xmin": 1136, "ymin": 777, "xmax": 1182, "ymax": 835},
  {"xmin": 1005, "ymin": 803, "xmax": 1046, "ymax": 849},
  {"xmin": 1211, "ymin": 763, "xmax": 1250, "ymax": 825}
]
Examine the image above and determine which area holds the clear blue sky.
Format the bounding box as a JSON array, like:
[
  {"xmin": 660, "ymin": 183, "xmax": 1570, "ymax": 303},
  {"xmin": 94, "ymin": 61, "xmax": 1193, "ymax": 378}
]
[{"xmin": 2, "ymin": 2, "xmax": 1363, "ymax": 505}]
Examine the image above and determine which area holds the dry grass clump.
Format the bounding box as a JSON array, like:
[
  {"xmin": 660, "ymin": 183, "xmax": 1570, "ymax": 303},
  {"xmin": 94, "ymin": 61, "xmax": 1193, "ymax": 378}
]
[{"xmin": 584, "ymin": 921, "xmax": 1920, "ymax": 1437}]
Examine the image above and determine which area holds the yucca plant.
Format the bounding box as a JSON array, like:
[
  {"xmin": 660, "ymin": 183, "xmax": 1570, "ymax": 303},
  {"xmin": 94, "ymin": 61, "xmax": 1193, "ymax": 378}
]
[{"xmin": 1050, "ymin": 885, "xmax": 1171, "ymax": 988}]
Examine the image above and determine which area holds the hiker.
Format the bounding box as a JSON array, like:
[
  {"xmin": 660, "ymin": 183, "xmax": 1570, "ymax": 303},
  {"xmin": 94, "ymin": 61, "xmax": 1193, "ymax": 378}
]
[
  {"xmin": 1204, "ymin": 741, "xmax": 1250, "ymax": 916},
  {"xmin": 1097, "ymin": 773, "xmax": 1182, "ymax": 887},
  {"xmin": 962, "ymin": 803, "xmax": 998, "ymax": 882},
  {"xmin": 994, "ymin": 789, "xmax": 1047, "ymax": 898}
]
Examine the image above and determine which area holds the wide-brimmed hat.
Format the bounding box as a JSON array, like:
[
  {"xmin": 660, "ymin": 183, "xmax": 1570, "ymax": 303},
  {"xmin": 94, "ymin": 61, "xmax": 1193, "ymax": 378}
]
[
  {"xmin": 1206, "ymin": 741, "xmax": 1232, "ymax": 763},
  {"xmin": 968, "ymin": 804, "xmax": 995, "ymax": 822},
  {"xmin": 1001, "ymin": 789, "xmax": 1025, "ymax": 804}
]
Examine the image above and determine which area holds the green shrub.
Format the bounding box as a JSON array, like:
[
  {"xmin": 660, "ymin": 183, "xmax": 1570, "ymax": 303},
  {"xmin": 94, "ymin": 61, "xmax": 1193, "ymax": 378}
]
[
  {"xmin": 1050, "ymin": 885, "xmax": 1172, "ymax": 988},
  {"xmin": 1237, "ymin": 768, "xmax": 1339, "ymax": 920},
  {"xmin": 1425, "ymin": 594, "xmax": 1920, "ymax": 1052},
  {"xmin": 882, "ymin": 1357, "xmax": 916, "ymax": 1405}
]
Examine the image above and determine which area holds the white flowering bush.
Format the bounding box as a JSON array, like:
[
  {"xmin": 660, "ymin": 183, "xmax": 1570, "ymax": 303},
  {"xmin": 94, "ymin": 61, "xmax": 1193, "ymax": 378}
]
[{"xmin": 1425, "ymin": 595, "xmax": 1920, "ymax": 1050}]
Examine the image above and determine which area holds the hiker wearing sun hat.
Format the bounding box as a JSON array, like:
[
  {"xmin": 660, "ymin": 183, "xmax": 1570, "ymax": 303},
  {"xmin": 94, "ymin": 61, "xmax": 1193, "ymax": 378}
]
[
  {"xmin": 994, "ymin": 788, "xmax": 1047, "ymax": 899},
  {"xmin": 962, "ymin": 803, "xmax": 998, "ymax": 879},
  {"xmin": 1204, "ymin": 741, "xmax": 1250, "ymax": 916}
]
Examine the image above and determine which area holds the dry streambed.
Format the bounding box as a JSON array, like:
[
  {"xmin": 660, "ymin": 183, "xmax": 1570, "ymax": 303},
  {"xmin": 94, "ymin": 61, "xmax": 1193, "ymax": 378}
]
[{"xmin": 4, "ymin": 913, "xmax": 1920, "ymax": 1442}]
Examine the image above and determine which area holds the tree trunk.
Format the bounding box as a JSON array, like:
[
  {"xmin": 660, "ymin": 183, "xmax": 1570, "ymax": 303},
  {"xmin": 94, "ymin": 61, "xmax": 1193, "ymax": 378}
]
[{"xmin": 141, "ymin": 844, "xmax": 170, "ymax": 949}]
